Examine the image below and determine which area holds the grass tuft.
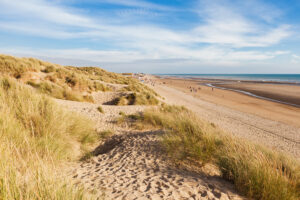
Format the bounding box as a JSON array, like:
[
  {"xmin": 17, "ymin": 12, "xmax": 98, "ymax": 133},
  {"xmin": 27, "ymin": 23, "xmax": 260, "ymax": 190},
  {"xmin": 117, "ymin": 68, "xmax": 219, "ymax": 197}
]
[
  {"xmin": 115, "ymin": 93, "xmax": 159, "ymax": 106},
  {"xmin": 99, "ymin": 130, "xmax": 114, "ymax": 139},
  {"xmin": 97, "ymin": 106, "xmax": 104, "ymax": 113}
]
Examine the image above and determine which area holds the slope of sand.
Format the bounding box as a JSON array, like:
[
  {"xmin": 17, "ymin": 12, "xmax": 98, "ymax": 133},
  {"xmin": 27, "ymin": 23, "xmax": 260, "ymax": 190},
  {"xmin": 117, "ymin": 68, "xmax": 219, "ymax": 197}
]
[
  {"xmin": 59, "ymin": 91, "xmax": 244, "ymax": 200},
  {"xmin": 150, "ymin": 76, "xmax": 300, "ymax": 158}
]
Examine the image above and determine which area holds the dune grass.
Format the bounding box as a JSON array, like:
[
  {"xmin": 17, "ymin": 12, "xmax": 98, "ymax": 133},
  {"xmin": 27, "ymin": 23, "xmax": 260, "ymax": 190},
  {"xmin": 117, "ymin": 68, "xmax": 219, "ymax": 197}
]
[
  {"xmin": 99, "ymin": 130, "xmax": 114, "ymax": 139},
  {"xmin": 67, "ymin": 66, "xmax": 131, "ymax": 85},
  {"xmin": 0, "ymin": 54, "xmax": 159, "ymax": 105},
  {"xmin": 26, "ymin": 80, "xmax": 94, "ymax": 102},
  {"xmin": 71, "ymin": 66, "xmax": 160, "ymax": 103},
  {"xmin": 121, "ymin": 104, "xmax": 300, "ymax": 200},
  {"xmin": 0, "ymin": 54, "xmax": 109, "ymax": 102},
  {"xmin": 115, "ymin": 92, "xmax": 159, "ymax": 106},
  {"xmin": 0, "ymin": 77, "xmax": 98, "ymax": 199}
]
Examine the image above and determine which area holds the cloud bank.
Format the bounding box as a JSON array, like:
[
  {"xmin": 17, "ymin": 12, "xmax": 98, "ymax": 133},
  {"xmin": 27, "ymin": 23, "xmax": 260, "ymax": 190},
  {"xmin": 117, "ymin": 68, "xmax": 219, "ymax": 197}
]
[{"xmin": 0, "ymin": 0, "xmax": 298, "ymax": 72}]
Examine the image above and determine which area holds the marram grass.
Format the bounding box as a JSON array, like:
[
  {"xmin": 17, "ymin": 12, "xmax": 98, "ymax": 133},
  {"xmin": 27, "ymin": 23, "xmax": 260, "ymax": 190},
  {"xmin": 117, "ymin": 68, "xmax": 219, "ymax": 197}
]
[
  {"xmin": 0, "ymin": 54, "xmax": 159, "ymax": 105},
  {"xmin": 0, "ymin": 77, "xmax": 97, "ymax": 200}
]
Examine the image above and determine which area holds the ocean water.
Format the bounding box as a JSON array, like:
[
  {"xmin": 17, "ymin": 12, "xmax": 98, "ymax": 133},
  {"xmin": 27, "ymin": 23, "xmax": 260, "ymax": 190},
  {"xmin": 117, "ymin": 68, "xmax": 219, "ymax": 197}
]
[{"xmin": 157, "ymin": 74, "xmax": 300, "ymax": 83}]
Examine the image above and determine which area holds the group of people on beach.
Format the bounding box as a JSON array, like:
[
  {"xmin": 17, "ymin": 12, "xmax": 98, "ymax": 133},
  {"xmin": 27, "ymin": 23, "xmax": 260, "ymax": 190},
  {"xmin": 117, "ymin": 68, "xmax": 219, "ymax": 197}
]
[
  {"xmin": 188, "ymin": 86, "xmax": 201, "ymax": 93},
  {"xmin": 140, "ymin": 77, "xmax": 156, "ymax": 86}
]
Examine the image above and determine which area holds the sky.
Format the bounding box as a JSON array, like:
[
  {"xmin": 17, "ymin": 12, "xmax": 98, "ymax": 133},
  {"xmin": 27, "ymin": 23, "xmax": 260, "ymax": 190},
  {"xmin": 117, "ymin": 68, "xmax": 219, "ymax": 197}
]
[{"xmin": 0, "ymin": 0, "xmax": 300, "ymax": 73}]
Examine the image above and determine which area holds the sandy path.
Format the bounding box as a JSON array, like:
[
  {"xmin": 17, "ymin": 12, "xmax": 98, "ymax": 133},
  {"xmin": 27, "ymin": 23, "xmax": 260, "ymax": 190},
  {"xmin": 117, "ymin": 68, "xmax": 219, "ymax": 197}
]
[
  {"xmin": 152, "ymin": 84, "xmax": 300, "ymax": 158},
  {"xmin": 71, "ymin": 130, "xmax": 243, "ymax": 200},
  {"xmin": 56, "ymin": 99, "xmax": 146, "ymax": 132},
  {"xmin": 58, "ymin": 92, "xmax": 244, "ymax": 200}
]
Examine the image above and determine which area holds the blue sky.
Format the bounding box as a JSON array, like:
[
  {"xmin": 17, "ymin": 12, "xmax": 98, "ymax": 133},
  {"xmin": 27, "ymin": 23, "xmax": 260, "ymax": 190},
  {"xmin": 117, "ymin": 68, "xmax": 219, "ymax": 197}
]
[{"xmin": 0, "ymin": 0, "xmax": 300, "ymax": 73}]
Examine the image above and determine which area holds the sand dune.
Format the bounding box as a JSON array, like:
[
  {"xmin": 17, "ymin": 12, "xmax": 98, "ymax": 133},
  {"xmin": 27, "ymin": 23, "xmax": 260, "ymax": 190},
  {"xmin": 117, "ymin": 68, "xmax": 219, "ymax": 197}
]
[{"xmin": 59, "ymin": 91, "xmax": 244, "ymax": 200}]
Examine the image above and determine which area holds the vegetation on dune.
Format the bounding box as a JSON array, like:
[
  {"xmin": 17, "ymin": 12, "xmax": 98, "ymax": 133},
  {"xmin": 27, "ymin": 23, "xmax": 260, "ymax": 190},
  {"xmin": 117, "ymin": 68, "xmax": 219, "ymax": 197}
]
[
  {"xmin": 121, "ymin": 79, "xmax": 159, "ymax": 96},
  {"xmin": 97, "ymin": 106, "xmax": 104, "ymax": 113},
  {"xmin": 115, "ymin": 81, "xmax": 159, "ymax": 106},
  {"xmin": 66, "ymin": 66, "xmax": 131, "ymax": 84},
  {"xmin": 26, "ymin": 80, "xmax": 94, "ymax": 102},
  {"xmin": 99, "ymin": 130, "xmax": 114, "ymax": 139},
  {"xmin": 0, "ymin": 77, "xmax": 98, "ymax": 199},
  {"xmin": 0, "ymin": 55, "xmax": 110, "ymax": 102},
  {"xmin": 121, "ymin": 104, "xmax": 300, "ymax": 200},
  {"xmin": 64, "ymin": 64, "xmax": 159, "ymax": 106},
  {"xmin": 0, "ymin": 54, "xmax": 159, "ymax": 105},
  {"xmin": 115, "ymin": 92, "xmax": 159, "ymax": 106}
]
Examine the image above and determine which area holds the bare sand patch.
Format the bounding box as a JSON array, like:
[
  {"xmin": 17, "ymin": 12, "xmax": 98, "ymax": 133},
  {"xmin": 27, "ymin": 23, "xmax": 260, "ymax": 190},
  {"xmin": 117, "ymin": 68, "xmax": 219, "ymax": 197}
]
[{"xmin": 70, "ymin": 130, "xmax": 244, "ymax": 200}]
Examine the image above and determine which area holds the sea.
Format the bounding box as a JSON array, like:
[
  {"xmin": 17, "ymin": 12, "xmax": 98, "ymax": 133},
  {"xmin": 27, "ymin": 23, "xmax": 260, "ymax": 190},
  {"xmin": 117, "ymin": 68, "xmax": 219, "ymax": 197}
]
[{"xmin": 156, "ymin": 74, "xmax": 300, "ymax": 84}]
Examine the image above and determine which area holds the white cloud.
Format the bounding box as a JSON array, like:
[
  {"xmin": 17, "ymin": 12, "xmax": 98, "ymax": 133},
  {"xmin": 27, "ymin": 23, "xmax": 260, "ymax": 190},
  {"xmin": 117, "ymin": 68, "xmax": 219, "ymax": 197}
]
[
  {"xmin": 192, "ymin": 0, "xmax": 291, "ymax": 47},
  {"xmin": 0, "ymin": 0, "xmax": 95, "ymax": 27},
  {"xmin": 291, "ymin": 54, "xmax": 300, "ymax": 64},
  {"xmin": 98, "ymin": 0, "xmax": 175, "ymax": 11}
]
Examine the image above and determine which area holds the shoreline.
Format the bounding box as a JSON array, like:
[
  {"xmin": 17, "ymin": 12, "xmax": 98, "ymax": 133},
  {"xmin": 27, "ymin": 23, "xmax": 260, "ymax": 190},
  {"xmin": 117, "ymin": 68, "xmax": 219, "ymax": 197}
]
[
  {"xmin": 155, "ymin": 74, "xmax": 300, "ymax": 85},
  {"xmin": 206, "ymin": 83, "xmax": 300, "ymax": 108}
]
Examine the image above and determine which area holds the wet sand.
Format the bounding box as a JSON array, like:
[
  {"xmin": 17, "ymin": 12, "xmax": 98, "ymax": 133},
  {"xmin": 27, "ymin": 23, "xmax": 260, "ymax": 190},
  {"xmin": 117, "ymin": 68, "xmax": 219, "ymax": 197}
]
[{"xmin": 216, "ymin": 82, "xmax": 300, "ymax": 107}]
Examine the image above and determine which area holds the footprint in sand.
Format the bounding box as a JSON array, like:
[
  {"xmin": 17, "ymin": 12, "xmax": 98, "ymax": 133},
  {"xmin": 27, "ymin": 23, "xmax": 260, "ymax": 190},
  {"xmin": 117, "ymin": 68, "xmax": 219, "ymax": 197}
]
[{"xmin": 70, "ymin": 131, "xmax": 244, "ymax": 200}]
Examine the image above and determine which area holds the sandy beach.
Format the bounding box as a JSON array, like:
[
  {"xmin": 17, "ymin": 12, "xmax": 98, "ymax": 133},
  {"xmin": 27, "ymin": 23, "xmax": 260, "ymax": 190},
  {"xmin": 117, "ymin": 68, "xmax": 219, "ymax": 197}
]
[
  {"xmin": 215, "ymin": 82, "xmax": 300, "ymax": 107},
  {"xmin": 149, "ymin": 76, "xmax": 300, "ymax": 158}
]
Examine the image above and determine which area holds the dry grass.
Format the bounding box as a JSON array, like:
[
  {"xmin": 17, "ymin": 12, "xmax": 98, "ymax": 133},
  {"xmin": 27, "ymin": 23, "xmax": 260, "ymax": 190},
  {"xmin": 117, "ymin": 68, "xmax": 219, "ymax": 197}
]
[
  {"xmin": 71, "ymin": 66, "xmax": 159, "ymax": 102},
  {"xmin": 0, "ymin": 77, "xmax": 98, "ymax": 199},
  {"xmin": 66, "ymin": 66, "xmax": 130, "ymax": 84},
  {"xmin": 115, "ymin": 93, "xmax": 159, "ymax": 106},
  {"xmin": 122, "ymin": 104, "xmax": 300, "ymax": 200},
  {"xmin": 99, "ymin": 130, "xmax": 114, "ymax": 139},
  {"xmin": 0, "ymin": 54, "xmax": 109, "ymax": 102},
  {"xmin": 0, "ymin": 54, "xmax": 159, "ymax": 105}
]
